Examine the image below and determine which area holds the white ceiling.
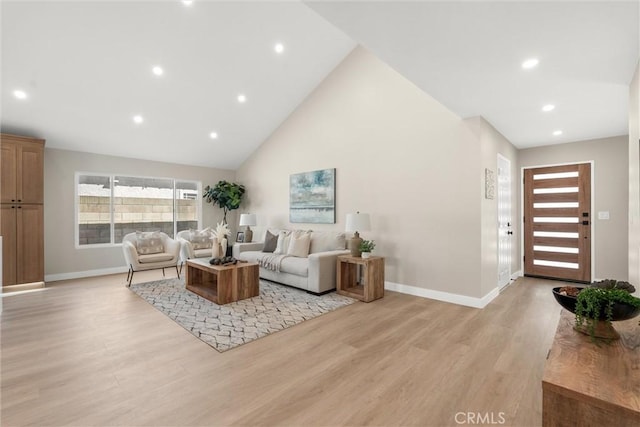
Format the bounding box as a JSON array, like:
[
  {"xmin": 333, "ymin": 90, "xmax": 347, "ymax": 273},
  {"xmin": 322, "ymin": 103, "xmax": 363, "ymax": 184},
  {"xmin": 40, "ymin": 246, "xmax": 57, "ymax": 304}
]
[
  {"xmin": 2, "ymin": 1, "xmax": 639, "ymax": 170},
  {"xmin": 1, "ymin": 1, "xmax": 356, "ymax": 169},
  {"xmin": 307, "ymin": 0, "xmax": 639, "ymax": 148}
]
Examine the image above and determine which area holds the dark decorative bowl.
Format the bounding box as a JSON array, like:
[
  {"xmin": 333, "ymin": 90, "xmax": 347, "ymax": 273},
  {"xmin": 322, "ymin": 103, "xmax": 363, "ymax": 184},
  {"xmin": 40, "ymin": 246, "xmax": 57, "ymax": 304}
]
[{"xmin": 552, "ymin": 287, "xmax": 640, "ymax": 321}]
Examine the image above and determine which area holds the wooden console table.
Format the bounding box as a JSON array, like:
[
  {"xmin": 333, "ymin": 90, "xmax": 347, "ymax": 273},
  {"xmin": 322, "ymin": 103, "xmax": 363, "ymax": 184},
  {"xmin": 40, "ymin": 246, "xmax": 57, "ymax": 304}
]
[
  {"xmin": 336, "ymin": 255, "xmax": 384, "ymax": 302},
  {"xmin": 542, "ymin": 310, "xmax": 640, "ymax": 426}
]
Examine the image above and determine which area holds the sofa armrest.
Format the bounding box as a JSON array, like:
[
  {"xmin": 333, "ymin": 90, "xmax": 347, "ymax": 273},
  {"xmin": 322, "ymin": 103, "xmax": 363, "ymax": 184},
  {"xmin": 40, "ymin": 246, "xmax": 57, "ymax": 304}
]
[
  {"xmin": 308, "ymin": 250, "xmax": 351, "ymax": 293},
  {"xmin": 233, "ymin": 242, "xmax": 264, "ymax": 258}
]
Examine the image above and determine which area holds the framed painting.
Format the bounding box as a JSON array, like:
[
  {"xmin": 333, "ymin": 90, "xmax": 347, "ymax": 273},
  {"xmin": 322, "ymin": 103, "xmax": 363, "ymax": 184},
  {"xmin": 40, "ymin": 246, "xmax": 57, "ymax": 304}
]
[{"xmin": 290, "ymin": 168, "xmax": 336, "ymax": 223}]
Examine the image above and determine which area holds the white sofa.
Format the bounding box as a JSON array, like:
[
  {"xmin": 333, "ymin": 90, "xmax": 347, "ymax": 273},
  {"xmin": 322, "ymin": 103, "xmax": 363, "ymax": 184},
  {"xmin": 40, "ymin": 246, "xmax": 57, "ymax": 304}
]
[{"xmin": 233, "ymin": 229, "xmax": 350, "ymax": 294}]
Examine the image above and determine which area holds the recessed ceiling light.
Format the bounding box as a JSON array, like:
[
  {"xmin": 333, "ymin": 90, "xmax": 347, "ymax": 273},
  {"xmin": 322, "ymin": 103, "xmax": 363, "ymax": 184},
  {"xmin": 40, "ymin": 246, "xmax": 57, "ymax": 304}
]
[
  {"xmin": 133, "ymin": 115, "xmax": 144, "ymax": 124},
  {"xmin": 209, "ymin": 132, "xmax": 218, "ymax": 139},
  {"xmin": 237, "ymin": 94, "xmax": 247, "ymax": 103},
  {"xmin": 553, "ymin": 130, "xmax": 563, "ymax": 136},
  {"xmin": 152, "ymin": 66, "xmax": 164, "ymax": 76},
  {"xmin": 274, "ymin": 43, "xmax": 285, "ymax": 54},
  {"xmin": 522, "ymin": 58, "xmax": 539, "ymax": 69},
  {"xmin": 542, "ymin": 104, "xmax": 555, "ymax": 112},
  {"xmin": 13, "ymin": 90, "xmax": 27, "ymax": 100},
  {"xmin": 182, "ymin": 0, "xmax": 193, "ymax": 6}
]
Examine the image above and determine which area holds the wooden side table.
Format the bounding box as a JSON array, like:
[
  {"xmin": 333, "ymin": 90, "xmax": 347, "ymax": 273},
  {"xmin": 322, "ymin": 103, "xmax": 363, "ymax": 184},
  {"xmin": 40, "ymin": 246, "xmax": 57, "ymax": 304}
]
[{"xmin": 336, "ymin": 255, "xmax": 384, "ymax": 302}]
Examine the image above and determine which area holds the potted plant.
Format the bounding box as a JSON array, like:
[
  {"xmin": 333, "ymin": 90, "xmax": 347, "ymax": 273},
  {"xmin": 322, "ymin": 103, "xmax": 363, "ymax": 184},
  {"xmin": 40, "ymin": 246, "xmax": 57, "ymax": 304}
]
[
  {"xmin": 554, "ymin": 280, "xmax": 640, "ymax": 341},
  {"xmin": 359, "ymin": 240, "xmax": 376, "ymax": 258},
  {"xmin": 203, "ymin": 180, "xmax": 245, "ymax": 224}
]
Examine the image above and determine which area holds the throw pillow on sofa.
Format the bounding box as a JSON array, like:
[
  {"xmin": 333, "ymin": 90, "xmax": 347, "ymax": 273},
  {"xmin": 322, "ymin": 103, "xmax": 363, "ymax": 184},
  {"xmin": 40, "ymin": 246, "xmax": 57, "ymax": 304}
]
[
  {"xmin": 262, "ymin": 230, "xmax": 278, "ymax": 253},
  {"xmin": 287, "ymin": 232, "xmax": 311, "ymax": 258},
  {"xmin": 274, "ymin": 231, "xmax": 292, "ymax": 254}
]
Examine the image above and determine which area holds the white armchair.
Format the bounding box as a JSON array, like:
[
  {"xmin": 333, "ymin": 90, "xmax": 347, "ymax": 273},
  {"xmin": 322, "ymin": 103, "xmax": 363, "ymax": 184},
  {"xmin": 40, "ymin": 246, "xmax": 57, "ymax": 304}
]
[
  {"xmin": 122, "ymin": 231, "xmax": 181, "ymax": 286},
  {"xmin": 176, "ymin": 229, "xmax": 214, "ymax": 271}
]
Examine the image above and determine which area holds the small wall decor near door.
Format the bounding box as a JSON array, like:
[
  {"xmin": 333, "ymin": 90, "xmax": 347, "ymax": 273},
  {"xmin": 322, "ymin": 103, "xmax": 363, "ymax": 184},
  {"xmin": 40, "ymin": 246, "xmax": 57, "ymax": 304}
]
[
  {"xmin": 290, "ymin": 168, "xmax": 335, "ymax": 223},
  {"xmin": 485, "ymin": 168, "xmax": 495, "ymax": 199},
  {"xmin": 523, "ymin": 163, "xmax": 591, "ymax": 283}
]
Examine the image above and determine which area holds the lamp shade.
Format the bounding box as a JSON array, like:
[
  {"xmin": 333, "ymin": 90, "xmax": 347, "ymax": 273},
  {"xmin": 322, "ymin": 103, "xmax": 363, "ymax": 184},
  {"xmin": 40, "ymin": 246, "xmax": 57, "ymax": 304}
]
[
  {"xmin": 239, "ymin": 213, "xmax": 257, "ymax": 227},
  {"xmin": 345, "ymin": 212, "xmax": 371, "ymax": 232}
]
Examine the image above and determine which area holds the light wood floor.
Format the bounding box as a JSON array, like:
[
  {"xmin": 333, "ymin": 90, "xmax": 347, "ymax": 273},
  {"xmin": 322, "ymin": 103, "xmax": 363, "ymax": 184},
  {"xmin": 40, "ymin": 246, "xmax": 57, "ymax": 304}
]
[{"xmin": 1, "ymin": 272, "xmax": 565, "ymax": 427}]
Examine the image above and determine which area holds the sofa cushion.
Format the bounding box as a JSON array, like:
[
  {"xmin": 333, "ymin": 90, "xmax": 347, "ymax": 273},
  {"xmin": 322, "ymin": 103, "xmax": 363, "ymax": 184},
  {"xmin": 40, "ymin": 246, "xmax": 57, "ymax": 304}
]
[
  {"xmin": 279, "ymin": 256, "xmax": 309, "ymax": 277},
  {"xmin": 287, "ymin": 232, "xmax": 311, "ymax": 257},
  {"xmin": 136, "ymin": 231, "xmax": 163, "ymax": 255},
  {"xmin": 139, "ymin": 252, "xmax": 173, "ymax": 263},
  {"xmin": 262, "ymin": 230, "xmax": 278, "ymax": 253},
  {"xmin": 309, "ymin": 231, "xmax": 346, "ymax": 253},
  {"xmin": 236, "ymin": 250, "xmax": 308, "ymax": 277},
  {"xmin": 237, "ymin": 251, "xmax": 263, "ymax": 263}
]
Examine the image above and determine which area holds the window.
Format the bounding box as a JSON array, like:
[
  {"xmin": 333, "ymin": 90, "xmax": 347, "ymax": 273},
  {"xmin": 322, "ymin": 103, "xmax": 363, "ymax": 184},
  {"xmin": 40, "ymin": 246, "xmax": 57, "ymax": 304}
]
[
  {"xmin": 176, "ymin": 181, "xmax": 199, "ymax": 233},
  {"xmin": 77, "ymin": 175, "xmax": 112, "ymax": 245},
  {"xmin": 76, "ymin": 173, "xmax": 201, "ymax": 246}
]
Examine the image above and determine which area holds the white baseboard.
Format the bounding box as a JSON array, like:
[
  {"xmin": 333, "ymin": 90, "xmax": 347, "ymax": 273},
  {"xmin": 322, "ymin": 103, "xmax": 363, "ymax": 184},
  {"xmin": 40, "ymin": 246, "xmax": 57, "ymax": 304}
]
[
  {"xmin": 45, "ymin": 266, "xmax": 128, "ymax": 283},
  {"xmin": 497, "ymin": 270, "xmax": 523, "ymax": 292},
  {"xmin": 384, "ymin": 281, "xmax": 499, "ymax": 309}
]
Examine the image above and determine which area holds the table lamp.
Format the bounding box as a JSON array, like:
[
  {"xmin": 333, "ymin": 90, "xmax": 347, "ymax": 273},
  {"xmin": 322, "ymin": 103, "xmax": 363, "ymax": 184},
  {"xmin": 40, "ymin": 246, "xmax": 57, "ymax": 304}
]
[
  {"xmin": 239, "ymin": 213, "xmax": 257, "ymax": 243},
  {"xmin": 345, "ymin": 212, "xmax": 370, "ymax": 257}
]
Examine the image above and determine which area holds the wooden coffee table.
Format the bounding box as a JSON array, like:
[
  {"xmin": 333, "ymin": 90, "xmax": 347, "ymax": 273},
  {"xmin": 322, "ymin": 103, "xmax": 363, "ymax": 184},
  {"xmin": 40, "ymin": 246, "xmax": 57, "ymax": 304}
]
[{"xmin": 185, "ymin": 258, "xmax": 259, "ymax": 305}]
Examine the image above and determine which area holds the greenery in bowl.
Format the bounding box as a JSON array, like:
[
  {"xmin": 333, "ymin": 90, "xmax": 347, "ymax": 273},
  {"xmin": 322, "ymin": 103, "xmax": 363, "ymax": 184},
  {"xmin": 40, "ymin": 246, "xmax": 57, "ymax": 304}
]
[
  {"xmin": 359, "ymin": 240, "xmax": 376, "ymax": 253},
  {"xmin": 574, "ymin": 281, "xmax": 640, "ymax": 340}
]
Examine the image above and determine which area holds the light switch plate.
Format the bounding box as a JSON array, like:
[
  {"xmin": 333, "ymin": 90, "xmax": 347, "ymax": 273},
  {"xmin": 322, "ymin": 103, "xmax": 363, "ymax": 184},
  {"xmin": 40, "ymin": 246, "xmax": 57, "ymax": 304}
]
[{"xmin": 598, "ymin": 211, "xmax": 610, "ymax": 220}]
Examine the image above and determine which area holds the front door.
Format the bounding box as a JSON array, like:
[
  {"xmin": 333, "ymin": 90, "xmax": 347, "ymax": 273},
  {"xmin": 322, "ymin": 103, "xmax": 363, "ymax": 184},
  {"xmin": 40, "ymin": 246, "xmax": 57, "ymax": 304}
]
[{"xmin": 523, "ymin": 163, "xmax": 591, "ymax": 282}]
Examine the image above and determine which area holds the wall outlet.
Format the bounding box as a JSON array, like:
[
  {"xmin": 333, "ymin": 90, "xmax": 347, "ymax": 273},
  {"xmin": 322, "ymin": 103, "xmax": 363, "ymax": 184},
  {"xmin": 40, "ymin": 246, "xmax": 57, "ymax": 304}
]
[{"xmin": 598, "ymin": 211, "xmax": 610, "ymax": 220}]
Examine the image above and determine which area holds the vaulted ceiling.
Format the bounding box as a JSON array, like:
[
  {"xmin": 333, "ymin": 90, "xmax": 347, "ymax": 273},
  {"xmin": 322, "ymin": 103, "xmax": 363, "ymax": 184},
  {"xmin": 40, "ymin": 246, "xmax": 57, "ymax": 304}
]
[{"xmin": 2, "ymin": 1, "xmax": 638, "ymax": 169}]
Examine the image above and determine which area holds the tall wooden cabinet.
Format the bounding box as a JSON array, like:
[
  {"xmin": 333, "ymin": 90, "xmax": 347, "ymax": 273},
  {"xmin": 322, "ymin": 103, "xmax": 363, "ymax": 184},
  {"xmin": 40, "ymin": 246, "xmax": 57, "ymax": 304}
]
[{"xmin": 1, "ymin": 134, "xmax": 45, "ymax": 288}]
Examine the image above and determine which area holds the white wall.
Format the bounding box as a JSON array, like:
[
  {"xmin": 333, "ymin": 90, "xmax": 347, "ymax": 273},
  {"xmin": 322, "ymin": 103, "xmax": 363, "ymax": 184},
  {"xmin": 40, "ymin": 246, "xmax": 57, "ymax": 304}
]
[
  {"xmin": 237, "ymin": 46, "xmax": 492, "ymax": 300},
  {"xmin": 466, "ymin": 117, "xmax": 520, "ymax": 296},
  {"xmin": 629, "ymin": 61, "xmax": 640, "ymax": 286},
  {"xmin": 44, "ymin": 148, "xmax": 235, "ymax": 280},
  {"xmin": 519, "ymin": 136, "xmax": 629, "ymax": 281}
]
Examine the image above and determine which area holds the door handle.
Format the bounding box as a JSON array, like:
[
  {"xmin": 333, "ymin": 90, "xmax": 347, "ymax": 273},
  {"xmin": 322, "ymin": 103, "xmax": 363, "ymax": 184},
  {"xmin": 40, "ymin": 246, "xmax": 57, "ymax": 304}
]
[{"xmin": 507, "ymin": 231, "xmax": 513, "ymax": 235}]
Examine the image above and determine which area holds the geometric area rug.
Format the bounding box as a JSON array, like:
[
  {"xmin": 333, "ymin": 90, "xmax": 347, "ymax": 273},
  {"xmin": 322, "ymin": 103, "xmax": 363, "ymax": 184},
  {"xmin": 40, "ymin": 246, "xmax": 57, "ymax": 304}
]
[{"xmin": 129, "ymin": 278, "xmax": 357, "ymax": 352}]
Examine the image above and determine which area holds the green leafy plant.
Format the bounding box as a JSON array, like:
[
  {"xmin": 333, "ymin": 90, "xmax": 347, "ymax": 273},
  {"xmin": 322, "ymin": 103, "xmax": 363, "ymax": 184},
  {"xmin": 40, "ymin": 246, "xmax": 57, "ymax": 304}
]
[
  {"xmin": 575, "ymin": 286, "xmax": 640, "ymax": 340},
  {"xmin": 359, "ymin": 240, "xmax": 376, "ymax": 253},
  {"xmin": 203, "ymin": 180, "xmax": 245, "ymax": 223}
]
